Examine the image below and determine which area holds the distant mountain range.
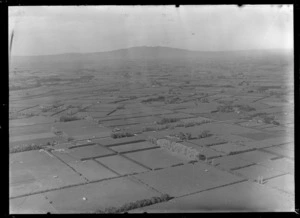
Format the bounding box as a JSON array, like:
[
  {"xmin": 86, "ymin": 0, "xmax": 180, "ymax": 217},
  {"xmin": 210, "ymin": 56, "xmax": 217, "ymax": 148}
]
[
  {"xmin": 13, "ymin": 46, "xmax": 293, "ymax": 57},
  {"xmin": 11, "ymin": 46, "xmax": 293, "ymax": 66}
]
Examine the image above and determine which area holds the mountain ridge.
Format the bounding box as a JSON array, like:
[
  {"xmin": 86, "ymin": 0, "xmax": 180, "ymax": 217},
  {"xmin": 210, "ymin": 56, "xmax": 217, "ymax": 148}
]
[{"xmin": 12, "ymin": 46, "xmax": 293, "ymax": 58}]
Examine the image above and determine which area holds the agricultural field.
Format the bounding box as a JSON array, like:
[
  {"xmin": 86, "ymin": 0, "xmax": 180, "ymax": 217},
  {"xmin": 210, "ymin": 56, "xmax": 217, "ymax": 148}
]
[{"xmin": 9, "ymin": 46, "xmax": 294, "ymax": 213}]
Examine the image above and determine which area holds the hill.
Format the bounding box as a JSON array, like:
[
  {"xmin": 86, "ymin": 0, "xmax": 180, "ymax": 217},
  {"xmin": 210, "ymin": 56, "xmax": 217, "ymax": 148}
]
[{"xmin": 10, "ymin": 46, "xmax": 293, "ymax": 70}]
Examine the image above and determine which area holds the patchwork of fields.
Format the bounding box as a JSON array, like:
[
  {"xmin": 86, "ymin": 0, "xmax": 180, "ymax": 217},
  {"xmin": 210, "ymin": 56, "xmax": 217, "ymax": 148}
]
[{"xmin": 9, "ymin": 49, "xmax": 294, "ymax": 213}]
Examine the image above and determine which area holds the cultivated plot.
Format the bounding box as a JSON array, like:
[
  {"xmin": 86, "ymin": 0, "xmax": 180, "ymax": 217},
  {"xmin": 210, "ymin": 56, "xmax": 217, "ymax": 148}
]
[
  {"xmin": 96, "ymin": 155, "xmax": 149, "ymax": 175},
  {"xmin": 67, "ymin": 145, "xmax": 116, "ymax": 160},
  {"xmin": 43, "ymin": 177, "xmax": 161, "ymax": 213},
  {"xmin": 10, "ymin": 150, "xmax": 86, "ymax": 198},
  {"xmin": 133, "ymin": 162, "xmax": 244, "ymax": 197},
  {"xmin": 124, "ymin": 148, "xmax": 187, "ymax": 170},
  {"xmin": 131, "ymin": 181, "xmax": 294, "ymax": 212}
]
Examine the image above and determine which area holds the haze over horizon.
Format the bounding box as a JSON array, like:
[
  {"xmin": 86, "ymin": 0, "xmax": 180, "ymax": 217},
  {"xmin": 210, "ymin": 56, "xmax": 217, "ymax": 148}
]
[
  {"xmin": 11, "ymin": 45, "xmax": 294, "ymax": 58},
  {"xmin": 9, "ymin": 5, "xmax": 293, "ymax": 56}
]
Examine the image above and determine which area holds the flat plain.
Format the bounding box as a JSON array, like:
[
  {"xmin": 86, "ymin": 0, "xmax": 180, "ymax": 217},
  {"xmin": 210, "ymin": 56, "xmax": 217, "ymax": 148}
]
[{"xmin": 9, "ymin": 47, "xmax": 294, "ymax": 213}]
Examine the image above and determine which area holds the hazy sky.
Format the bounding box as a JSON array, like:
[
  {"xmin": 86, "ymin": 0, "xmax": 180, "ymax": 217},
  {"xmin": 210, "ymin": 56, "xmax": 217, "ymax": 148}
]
[{"xmin": 9, "ymin": 5, "xmax": 293, "ymax": 56}]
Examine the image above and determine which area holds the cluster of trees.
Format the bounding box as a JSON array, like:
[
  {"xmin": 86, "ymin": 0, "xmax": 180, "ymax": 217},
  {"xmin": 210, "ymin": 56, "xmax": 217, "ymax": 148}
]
[
  {"xmin": 234, "ymin": 104, "xmax": 256, "ymax": 112},
  {"xmin": 154, "ymin": 138, "xmax": 206, "ymax": 161},
  {"xmin": 156, "ymin": 117, "xmax": 180, "ymax": 125},
  {"xmin": 111, "ymin": 131, "xmax": 134, "ymax": 139},
  {"xmin": 141, "ymin": 96, "xmax": 165, "ymax": 103},
  {"xmin": 164, "ymin": 96, "xmax": 182, "ymax": 104},
  {"xmin": 59, "ymin": 115, "xmax": 81, "ymax": 122},
  {"xmin": 197, "ymin": 130, "xmax": 213, "ymax": 139},
  {"xmin": 199, "ymin": 98, "xmax": 209, "ymax": 103},
  {"xmin": 215, "ymin": 104, "xmax": 256, "ymax": 113},
  {"xmin": 173, "ymin": 130, "xmax": 212, "ymax": 141},
  {"xmin": 216, "ymin": 105, "xmax": 235, "ymax": 113},
  {"xmin": 247, "ymin": 112, "xmax": 280, "ymax": 125},
  {"xmin": 177, "ymin": 132, "xmax": 192, "ymax": 140},
  {"xmin": 141, "ymin": 119, "xmax": 211, "ymax": 133},
  {"xmin": 41, "ymin": 102, "xmax": 64, "ymax": 113},
  {"xmin": 10, "ymin": 144, "xmax": 44, "ymax": 153}
]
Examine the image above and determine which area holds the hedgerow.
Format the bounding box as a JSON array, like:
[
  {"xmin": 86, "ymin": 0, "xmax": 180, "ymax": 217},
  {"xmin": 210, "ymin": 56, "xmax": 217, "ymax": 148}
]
[{"xmin": 96, "ymin": 194, "xmax": 173, "ymax": 213}]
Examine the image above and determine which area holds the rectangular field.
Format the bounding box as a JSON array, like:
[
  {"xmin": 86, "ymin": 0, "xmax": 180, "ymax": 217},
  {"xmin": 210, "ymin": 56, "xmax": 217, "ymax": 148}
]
[
  {"xmin": 264, "ymin": 174, "xmax": 294, "ymax": 195},
  {"xmin": 231, "ymin": 150, "xmax": 278, "ymax": 163},
  {"xmin": 210, "ymin": 143, "xmax": 255, "ymax": 155},
  {"xmin": 212, "ymin": 155, "xmax": 255, "ymax": 171},
  {"xmin": 10, "ymin": 194, "xmax": 57, "ymax": 214},
  {"xmin": 96, "ymin": 155, "xmax": 149, "ymax": 175},
  {"xmin": 131, "ymin": 181, "xmax": 294, "ymax": 212},
  {"xmin": 10, "ymin": 150, "xmax": 86, "ymax": 198},
  {"xmin": 110, "ymin": 141, "xmax": 158, "ymax": 153},
  {"xmin": 124, "ymin": 148, "xmax": 187, "ymax": 170},
  {"xmin": 68, "ymin": 145, "xmax": 116, "ymax": 160},
  {"xmin": 68, "ymin": 160, "xmax": 118, "ymax": 181},
  {"xmin": 233, "ymin": 164, "xmax": 285, "ymax": 181},
  {"xmin": 53, "ymin": 120, "xmax": 111, "ymax": 140},
  {"xmin": 43, "ymin": 177, "xmax": 161, "ymax": 213},
  {"xmin": 133, "ymin": 162, "xmax": 244, "ymax": 197}
]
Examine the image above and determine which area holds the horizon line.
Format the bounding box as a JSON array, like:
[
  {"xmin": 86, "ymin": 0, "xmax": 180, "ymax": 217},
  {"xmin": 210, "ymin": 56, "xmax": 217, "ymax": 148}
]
[{"xmin": 11, "ymin": 46, "xmax": 293, "ymax": 57}]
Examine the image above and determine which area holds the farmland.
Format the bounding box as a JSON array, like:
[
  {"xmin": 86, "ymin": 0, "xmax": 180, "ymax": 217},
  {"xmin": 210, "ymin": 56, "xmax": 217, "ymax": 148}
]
[{"xmin": 9, "ymin": 47, "xmax": 294, "ymax": 213}]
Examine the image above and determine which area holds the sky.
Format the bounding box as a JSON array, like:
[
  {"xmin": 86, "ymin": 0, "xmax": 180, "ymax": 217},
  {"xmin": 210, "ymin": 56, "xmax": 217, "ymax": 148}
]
[{"xmin": 9, "ymin": 5, "xmax": 293, "ymax": 56}]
